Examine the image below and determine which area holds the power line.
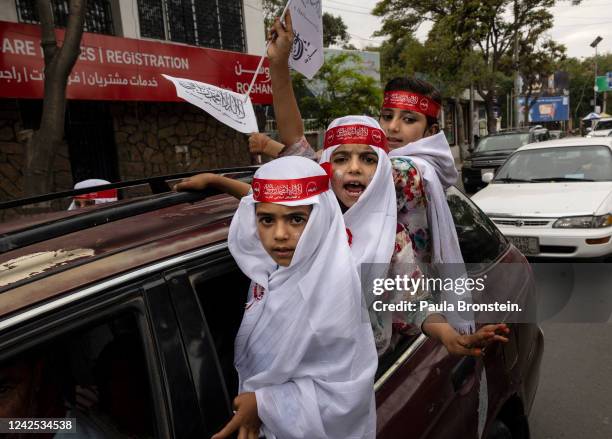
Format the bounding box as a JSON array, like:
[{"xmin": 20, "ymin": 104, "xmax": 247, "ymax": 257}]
[
  {"xmin": 326, "ymin": 0, "xmax": 373, "ymax": 12},
  {"xmin": 323, "ymin": 5, "xmax": 374, "ymax": 15}
]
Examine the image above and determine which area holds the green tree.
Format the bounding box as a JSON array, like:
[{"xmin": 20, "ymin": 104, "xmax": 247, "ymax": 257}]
[
  {"xmin": 515, "ymin": 38, "xmax": 566, "ymax": 124},
  {"xmin": 262, "ymin": 2, "xmax": 351, "ymax": 49},
  {"xmin": 292, "ymin": 53, "xmax": 382, "ymax": 128},
  {"xmin": 560, "ymin": 53, "xmax": 612, "ymax": 128},
  {"xmin": 322, "ymin": 13, "xmax": 349, "ymax": 47},
  {"xmin": 262, "ymin": 0, "xmax": 285, "ymax": 30},
  {"xmin": 373, "ymin": 0, "xmax": 559, "ymax": 133}
]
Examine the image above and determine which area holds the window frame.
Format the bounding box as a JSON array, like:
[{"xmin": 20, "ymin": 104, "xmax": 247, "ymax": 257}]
[
  {"xmin": 0, "ymin": 287, "xmax": 169, "ymax": 437},
  {"xmin": 136, "ymin": 0, "xmax": 245, "ymax": 51},
  {"xmin": 447, "ymin": 185, "xmax": 510, "ymax": 271}
]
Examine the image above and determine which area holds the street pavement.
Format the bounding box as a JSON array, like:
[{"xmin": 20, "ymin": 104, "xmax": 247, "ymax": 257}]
[
  {"xmin": 461, "ymin": 169, "xmax": 612, "ymax": 438},
  {"xmin": 528, "ymin": 263, "xmax": 612, "ymax": 439}
]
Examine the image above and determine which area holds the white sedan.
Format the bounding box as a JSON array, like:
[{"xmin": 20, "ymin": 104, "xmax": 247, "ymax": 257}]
[{"xmin": 472, "ymin": 137, "xmax": 612, "ymax": 259}]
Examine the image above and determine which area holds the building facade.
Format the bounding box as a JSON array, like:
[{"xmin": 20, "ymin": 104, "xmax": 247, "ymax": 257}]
[{"xmin": 0, "ymin": 0, "xmax": 268, "ymax": 201}]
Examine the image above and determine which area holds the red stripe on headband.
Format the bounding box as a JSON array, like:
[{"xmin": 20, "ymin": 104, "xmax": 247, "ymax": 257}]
[
  {"xmin": 74, "ymin": 189, "xmax": 118, "ymax": 200},
  {"xmin": 324, "ymin": 124, "xmax": 388, "ymax": 152},
  {"xmin": 382, "ymin": 91, "xmax": 441, "ymax": 118},
  {"xmin": 252, "ymin": 175, "xmax": 329, "ymax": 203}
]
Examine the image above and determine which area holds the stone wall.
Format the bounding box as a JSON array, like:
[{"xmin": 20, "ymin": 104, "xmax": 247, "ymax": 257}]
[
  {"xmin": 0, "ymin": 99, "xmax": 72, "ymax": 201},
  {"xmin": 111, "ymin": 102, "xmax": 253, "ymax": 180},
  {"xmin": 0, "ymin": 100, "xmax": 23, "ymax": 201}
]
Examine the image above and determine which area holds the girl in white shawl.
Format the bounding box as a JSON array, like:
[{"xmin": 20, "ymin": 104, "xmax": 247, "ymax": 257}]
[
  {"xmin": 207, "ymin": 156, "xmax": 377, "ymax": 439},
  {"xmin": 246, "ymin": 13, "xmax": 509, "ymax": 356}
]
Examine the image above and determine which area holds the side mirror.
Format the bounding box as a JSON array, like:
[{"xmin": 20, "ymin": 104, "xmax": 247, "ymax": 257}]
[
  {"xmin": 468, "ymin": 146, "xmax": 475, "ymax": 154},
  {"xmin": 482, "ymin": 172, "xmax": 494, "ymax": 184}
]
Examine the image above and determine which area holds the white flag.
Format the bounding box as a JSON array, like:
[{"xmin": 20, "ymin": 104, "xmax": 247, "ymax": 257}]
[
  {"xmin": 288, "ymin": 0, "xmax": 324, "ymax": 79},
  {"xmin": 162, "ymin": 74, "xmax": 258, "ymax": 134}
]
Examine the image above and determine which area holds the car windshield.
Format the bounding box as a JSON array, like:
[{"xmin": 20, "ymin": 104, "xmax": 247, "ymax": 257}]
[
  {"xmin": 494, "ymin": 145, "xmax": 612, "ymax": 183},
  {"xmin": 476, "ymin": 133, "xmax": 531, "ymax": 153},
  {"xmin": 593, "ymin": 120, "xmax": 612, "ymax": 131}
]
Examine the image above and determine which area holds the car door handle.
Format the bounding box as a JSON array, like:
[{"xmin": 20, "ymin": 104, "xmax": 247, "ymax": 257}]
[{"xmin": 451, "ymin": 356, "xmax": 476, "ymax": 392}]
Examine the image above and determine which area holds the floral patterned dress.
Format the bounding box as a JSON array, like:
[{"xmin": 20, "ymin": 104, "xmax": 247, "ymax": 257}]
[{"xmin": 280, "ymin": 138, "xmax": 432, "ymax": 354}]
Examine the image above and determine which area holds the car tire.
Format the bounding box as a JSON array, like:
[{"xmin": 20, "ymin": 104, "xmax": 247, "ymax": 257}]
[{"xmin": 486, "ymin": 420, "xmax": 513, "ymax": 439}]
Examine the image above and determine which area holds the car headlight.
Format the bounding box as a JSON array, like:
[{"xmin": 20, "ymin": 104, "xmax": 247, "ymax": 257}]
[{"xmin": 553, "ymin": 214, "xmax": 612, "ymax": 228}]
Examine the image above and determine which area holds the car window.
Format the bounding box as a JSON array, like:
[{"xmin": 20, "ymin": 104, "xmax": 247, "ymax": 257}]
[
  {"xmin": 191, "ymin": 264, "xmax": 250, "ymax": 398},
  {"xmin": 446, "ymin": 187, "xmax": 508, "ymax": 266},
  {"xmin": 495, "ymin": 146, "xmax": 612, "ymax": 182},
  {"xmin": 476, "ymin": 133, "xmax": 530, "ymax": 152},
  {"xmin": 594, "ymin": 120, "xmax": 612, "ymax": 130},
  {"xmin": 0, "ymin": 312, "xmax": 157, "ymax": 438}
]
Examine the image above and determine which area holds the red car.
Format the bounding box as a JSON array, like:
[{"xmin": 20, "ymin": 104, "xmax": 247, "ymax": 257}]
[{"xmin": 0, "ymin": 171, "xmax": 542, "ymax": 438}]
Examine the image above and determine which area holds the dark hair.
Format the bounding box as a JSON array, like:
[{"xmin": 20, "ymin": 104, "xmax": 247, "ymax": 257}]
[{"xmin": 384, "ymin": 77, "xmax": 442, "ymax": 127}]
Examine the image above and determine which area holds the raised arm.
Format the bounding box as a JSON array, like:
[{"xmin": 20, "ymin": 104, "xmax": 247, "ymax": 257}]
[
  {"xmin": 268, "ymin": 11, "xmax": 304, "ymax": 146},
  {"xmin": 174, "ymin": 173, "xmax": 250, "ymax": 200}
]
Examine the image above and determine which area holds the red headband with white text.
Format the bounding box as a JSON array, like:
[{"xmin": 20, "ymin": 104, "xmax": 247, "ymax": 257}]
[
  {"xmin": 382, "ymin": 91, "xmax": 441, "ymax": 118},
  {"xmin": 323, "ymin": 124, "xmax": 389, "ymax": 152},
  {"xmin": 252, "ymin": 174, "xmax": 329, "ymax": 203},
  {"xmin": 74, "ymin": 189, "xmax": 118, "ymax": 200}
]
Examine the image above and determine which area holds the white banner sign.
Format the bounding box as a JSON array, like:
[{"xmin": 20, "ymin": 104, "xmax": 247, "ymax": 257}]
[
  {"xmin": 288, "ymin": 0, "xmax": 324, "ymax": 79},
  {"xmin": 162, "ymin": 74, "xmax": 258, "ymax": 134}
]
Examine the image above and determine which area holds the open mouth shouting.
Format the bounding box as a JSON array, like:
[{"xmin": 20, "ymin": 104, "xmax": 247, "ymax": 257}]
[{"xmin": 343, "ymin": 180, "xmax": 366, "ymax": 200}]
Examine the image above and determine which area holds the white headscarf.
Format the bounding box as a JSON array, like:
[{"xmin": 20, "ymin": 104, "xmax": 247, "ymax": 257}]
[
  {"xmin": 388, "ymin": 132, "xmax": 474, "ymax": 334},
  {"xmin": 388, "ymin": 132, "xmax": 460, "ymax": 263},
  {"xmin": 68, "ymin": 179, "xmax": 117, "ymax": 210},
  {"xmin": 319, "ymin": 116, "xmax": 397, "ymax": 270},
  {"xmin": 228, "ymin": 156, "xmax": 377, "ymax": 439}
]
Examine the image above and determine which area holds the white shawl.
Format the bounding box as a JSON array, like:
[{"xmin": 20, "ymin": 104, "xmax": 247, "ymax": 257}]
[
  {"xmin": 388, "ymin": 132, "xmax": 475, "ymax": 334},
  {"xmin": 319, "ymin": 116, "xmax": 397, "ymax": 270},
  {"xmin": 228, "ymin": 156, "xmax": 377, "ymax": 439}
]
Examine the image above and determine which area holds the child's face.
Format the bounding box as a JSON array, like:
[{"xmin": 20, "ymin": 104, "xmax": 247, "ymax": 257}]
[
  {"xmin": 255, "ymin": 203, "xmax": 313, "ymax": 267},
  {"xmin": 379, "ymin": 107, "xmax": 433, "ymax": 149},
  {"xmin": 329, "ymin": 144, "xmax": 378, "ymax": 210},
  {"xmin": 73, "ymin": 198, "xmax": 96, "ymax": 209}
]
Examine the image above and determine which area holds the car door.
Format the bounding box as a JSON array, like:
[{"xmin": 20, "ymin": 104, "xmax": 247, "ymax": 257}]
[
  {"xmin": 375, "ymin": 187, "xmax": 513, "ymax": 439},
  {"xmin": 0, "ymin": 272, "xmax": 209, "ymax": 439},
  {"xmin": 162, "ymin": 247, "xmax": 250, "ymax": 435}
]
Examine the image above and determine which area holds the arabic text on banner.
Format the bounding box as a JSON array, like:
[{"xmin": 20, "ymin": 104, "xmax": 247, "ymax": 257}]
[
  {"xmin": 288, "ymin": 0, "xmax": 324, "ymax": 79},
  {"xmin": 163, "ymin": 74, "xmax": 258, "ymax": 134}
]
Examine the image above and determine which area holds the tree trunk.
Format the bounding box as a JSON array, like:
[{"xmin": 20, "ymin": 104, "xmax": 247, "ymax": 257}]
[{"xmin": 23, "ymin": 0, "xmax": 87, "ymax": 197}]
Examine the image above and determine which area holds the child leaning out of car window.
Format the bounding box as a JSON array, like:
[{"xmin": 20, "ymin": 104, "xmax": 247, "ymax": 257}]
[
  {"xmin": 185, "ymin": 156, "xmax": 378, "ymax": 439},
  {"xmin": 245, "ymin": 10, "xmax": 510, "ymax": 356}
]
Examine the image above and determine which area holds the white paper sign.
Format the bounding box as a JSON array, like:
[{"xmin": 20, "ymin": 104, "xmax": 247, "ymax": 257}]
[
  {"xmin": 162, "ymin": 74, "xmax": 258, "ymax": 134},
  {"xmin": 288, "ymin": 0, "xmax": 324, "ymax": 79}
]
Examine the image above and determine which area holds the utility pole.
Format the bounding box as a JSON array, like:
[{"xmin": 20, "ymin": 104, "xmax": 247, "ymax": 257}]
[
  {"xmin": 513, "ymin": 0, "xmax": 521, "ymax": 128},
  {"xmin": 594, "ymin": 44, "xmax": 599, "ymax": 113},
  {"xmin": 590, "ymin": 36, "xmax": 603, "ymax": 113}
]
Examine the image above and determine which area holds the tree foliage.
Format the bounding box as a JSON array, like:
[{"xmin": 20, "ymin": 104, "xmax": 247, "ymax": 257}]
[
  {"xmin": 322, "ymin": 13, "xmax": 349, "ymax": 48},
  {"xmin": 373, "ymin": 0, "xmax": 562, "ymax": 133},
  {"xmin": 262, "ymin": 0, "xmax": 285, "ymax": 30},
  {"xmin": 262, "ymin": 2, "xmax": 351, "ymax": 48},
  {"xmin": 291, "ymin": 53, "xmax": 382, "ymax": 128},
  {"xmin": 560, "ymin": 53, "xmax": 612, "ymax": 127}
]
